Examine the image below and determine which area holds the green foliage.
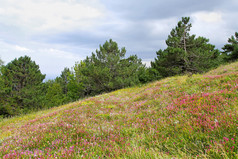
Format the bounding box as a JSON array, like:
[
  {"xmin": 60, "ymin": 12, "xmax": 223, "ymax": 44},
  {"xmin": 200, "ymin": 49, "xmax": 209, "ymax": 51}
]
[
  {"xmin": 55, "ymin": 67, "xmax": 70, "ymax": 95},
  {"xmin": 43, "ymin": 68, "xmax": 73, "ymax": 108},
  {"xmin": 0, "ymin": 57, "xmax": 5, "ymax": 95},
  {"xmin": 222, "ymin": 32, "xmax": 238, "ymax": 62},
  {"xmin": 151, "ymin": 17, "xmax": 221, "ymax": 78},
  {"xmin": 85, "ymin": 39, "xmax": 128, "ymax": 93},
  {"xmin": 70, "ymin": 39, "xmax": 146, "ymax": 96},
  {"xmin": 45, "ymin": 82, "xmax": 66, "ymax": 108},
  {"xmin": 1, "ymin": 61, "xmax": 238, "ymax": 158},
  {"xmin": 67, "ymin": 63, "xmax": 85, "ymax": 101},
  {"xmin": 0, "ymin": 56, "xmax": 45, "ymax": 116},
  {"xmin": 0, "ymin": 57, "xmax": 3, "ymax": 67}
]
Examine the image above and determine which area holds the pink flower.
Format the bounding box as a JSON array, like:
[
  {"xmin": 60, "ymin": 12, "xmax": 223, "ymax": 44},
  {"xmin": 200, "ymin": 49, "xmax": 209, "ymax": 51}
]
[{"xmin": 223, "ymin": 137, "xmax": 229, "ymax": 141}]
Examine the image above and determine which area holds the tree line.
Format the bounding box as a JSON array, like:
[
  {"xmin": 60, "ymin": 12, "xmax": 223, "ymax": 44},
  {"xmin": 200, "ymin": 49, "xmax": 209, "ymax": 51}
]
[{"xmin": 0, "ymin": 17, "xmax": 237, "ymax": 117}]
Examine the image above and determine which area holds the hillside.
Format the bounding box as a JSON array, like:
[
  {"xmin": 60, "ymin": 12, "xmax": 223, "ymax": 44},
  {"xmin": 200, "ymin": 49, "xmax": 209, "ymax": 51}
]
[{"xmin": 0, "ymin": 62, "xmax": 238, "ymax": 158}]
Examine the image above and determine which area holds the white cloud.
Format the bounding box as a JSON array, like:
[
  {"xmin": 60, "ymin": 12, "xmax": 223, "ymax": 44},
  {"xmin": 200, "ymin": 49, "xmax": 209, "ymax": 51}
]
[
  {"xmin": 192, "ymin": 11, "xmax": 222, "ymax": 23},
  {"xmin": 44, "ymin": 48, "xmax": 79, "ymax": 60},
  {"xmin": 35, "ymin": 48, "xmax": 84, "ymax": 79},
  {"xmin": 190, "ymin": 11, "xmax": 229, "ymax": 48},
  {"xmin": 15, "ymin": 45, "xmax": 32, "ymax": 52},
  {"xmin": 0, "ymin": 0, "xmax": 105, "ymax": 31},
  {"xmin": 147, "ymin": 18, "xmax": 177, "ymax": 37},
  {"xmin": 0, "ymin": 40, "xmax": 85, "ymax": 79},
  {"xmin": 142, "ymin": 59, "xmax": 152, "ymax": 67}
]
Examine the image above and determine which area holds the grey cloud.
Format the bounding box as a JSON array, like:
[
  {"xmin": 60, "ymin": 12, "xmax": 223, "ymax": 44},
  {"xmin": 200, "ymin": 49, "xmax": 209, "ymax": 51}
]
[
  {"xmin": 0, "ymin": 23, "xmax": 27, "ymax": 45},
  {"xmin": 30, "ymin": 31, "xmax": 106, "ymax": 50},
  {"xmin": 101, "ymin": 0, "xmax": 225, "ymax": 20}
]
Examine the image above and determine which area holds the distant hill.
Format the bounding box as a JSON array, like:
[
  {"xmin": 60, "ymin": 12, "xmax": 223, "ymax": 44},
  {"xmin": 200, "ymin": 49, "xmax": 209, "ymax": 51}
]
[{"xmin": 1, "ymin": 62, "xmax": 238, "ymax": 158}]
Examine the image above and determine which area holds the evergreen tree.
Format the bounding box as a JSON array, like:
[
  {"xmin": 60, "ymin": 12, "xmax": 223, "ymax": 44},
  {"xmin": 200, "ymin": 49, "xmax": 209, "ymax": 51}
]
[
  {"xmin": 115, "ymin": 55, "xmax": 143, "ymax": 88},
  {"xmin": 88, "ymin": 39, "xmax": 126, "ymax": 92},
  {"xmin": 222, "ymin": 32, "xmax": 238, "ymax": 62},
  {"xmin": 67, "ymin": 62, "xmax": 85, "ymax": 100},
  {"xmin": 45, "ymin": 82, "xmax": 65, "ymax": 108},
  {"xmin": 60, "ymin": 68, "xmax": 70, "ymax": 95},
  {"xmin": 77, "ymin": 39, "xmax": 144, "ymax": 95},
  {"xmin": 55, "ymin": 67, "xmax": 70, "ymax": 96},
  {"xmin": 43, "ymin": 68, "xmax": 72, "ymax": 107},
  {"xmin": 0, "ymin": 56, "xmax": 45, "ymax": 116},
  {"xmin": 0, "ymin": 57, "xmax": 4, "ymax": 94},
  {"xmin": 0, "ymin": 58, "xmax": 8, "ymax": 116},
  {"xmin": 151, "ymin": 17, "xmax": 220, "ymax": 78},
  {"xmin": 0, "ymin": 57, "xmax": 3, "ymax": 67}
]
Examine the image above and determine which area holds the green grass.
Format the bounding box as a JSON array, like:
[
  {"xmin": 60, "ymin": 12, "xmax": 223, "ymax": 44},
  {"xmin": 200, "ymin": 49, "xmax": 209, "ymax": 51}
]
[{"xmin": 1, "ymin": 62, "xmax": 238, "ymax": 158}]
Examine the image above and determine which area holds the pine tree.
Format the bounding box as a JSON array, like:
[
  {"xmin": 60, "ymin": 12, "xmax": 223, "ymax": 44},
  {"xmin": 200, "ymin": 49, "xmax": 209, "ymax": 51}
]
[
  {"xmin": 45, "ymin": 82, "xmax": 65, "ymax": 108},
  {"xmin": 222, "ymin": 32, "xmax": 238, "ymax": 62},
  {"xmin": 0, "ymin": 57, "xmax": 4, "ymax": 95},
  {"xmin": 55, "ymin": 67, "xmax": 70, "ymax": 95},
  {"xmin": 1, "ymin": 56, "xmax": 45, "ymax": 116},
  {"xmin": 67, "ymin": 62, "xmax": 86, "ymax": 100},
  {"xmin": 79, "ymin": 39, "xmax": 144, "ymax": 95},
  {"xmin": 0, "ymin": 57, "xmax": 3, "ymax": 67},
  {"xmin": 151, "ymin": 17, "xmax": 220, "ymax": 78}
]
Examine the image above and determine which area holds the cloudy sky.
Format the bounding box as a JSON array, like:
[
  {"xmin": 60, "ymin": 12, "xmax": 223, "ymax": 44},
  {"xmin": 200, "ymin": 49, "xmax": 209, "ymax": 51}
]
[{"xmin": 0, "ymin": 0, "xmax": 237, "ymax": 79}]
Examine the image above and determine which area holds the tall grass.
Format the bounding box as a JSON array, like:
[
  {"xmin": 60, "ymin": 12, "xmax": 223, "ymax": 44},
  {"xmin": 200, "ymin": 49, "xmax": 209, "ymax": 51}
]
[{"xmin": 0, "ymin": 62, "xmax": 238, "ymax": 158}]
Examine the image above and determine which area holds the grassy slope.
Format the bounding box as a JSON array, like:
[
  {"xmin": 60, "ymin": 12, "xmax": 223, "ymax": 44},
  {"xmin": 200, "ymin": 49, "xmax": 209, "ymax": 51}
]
[{"xmin": 0, "ymin": 62, "xmax": 238, "ymax": 159}]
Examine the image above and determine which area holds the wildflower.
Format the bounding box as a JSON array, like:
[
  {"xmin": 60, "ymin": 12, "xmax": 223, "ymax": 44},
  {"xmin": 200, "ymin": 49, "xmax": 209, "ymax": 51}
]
[{"xmin": 223, "ymin": 137, "xmax": 229, "ymax": 141}]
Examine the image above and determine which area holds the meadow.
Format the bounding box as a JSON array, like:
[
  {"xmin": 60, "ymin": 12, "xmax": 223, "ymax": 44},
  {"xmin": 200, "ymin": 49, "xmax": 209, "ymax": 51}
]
[{"xmin": 0, "ymin": 62, "xmax": 238, "ymax": 158}]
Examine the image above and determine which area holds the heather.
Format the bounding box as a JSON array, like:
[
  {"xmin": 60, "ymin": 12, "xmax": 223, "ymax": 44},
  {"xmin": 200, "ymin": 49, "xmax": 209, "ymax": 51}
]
[{"xmin": 0, "ymin": 61, "xmax": 238, "ymax": 158}]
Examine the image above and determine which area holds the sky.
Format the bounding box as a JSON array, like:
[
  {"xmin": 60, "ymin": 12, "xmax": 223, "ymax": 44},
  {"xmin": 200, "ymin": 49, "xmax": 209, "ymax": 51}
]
[{"xmin": 0, "ymin": 0, "xmax": 237, "ymax": 79}]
